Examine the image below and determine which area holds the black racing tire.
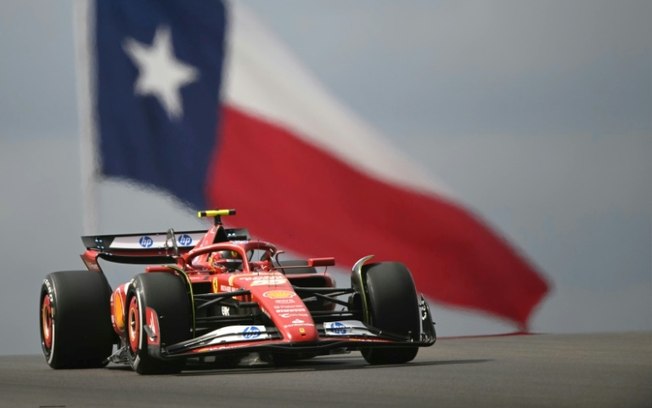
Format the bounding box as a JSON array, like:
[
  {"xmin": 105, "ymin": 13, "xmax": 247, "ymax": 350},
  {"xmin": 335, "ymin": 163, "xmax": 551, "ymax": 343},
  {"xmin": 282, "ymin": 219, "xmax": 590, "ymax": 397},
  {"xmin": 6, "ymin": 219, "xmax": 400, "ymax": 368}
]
[
  {"xmin": 360, "ymin": 262, "xmax": 420, "ymax": 364},
  {"xmin": 126, "ymin": 272, "xmax": 191, "ymax": 374},
  {"xmin": 39, "ymin": 271, "xmax": 114, "ymax": 369}
]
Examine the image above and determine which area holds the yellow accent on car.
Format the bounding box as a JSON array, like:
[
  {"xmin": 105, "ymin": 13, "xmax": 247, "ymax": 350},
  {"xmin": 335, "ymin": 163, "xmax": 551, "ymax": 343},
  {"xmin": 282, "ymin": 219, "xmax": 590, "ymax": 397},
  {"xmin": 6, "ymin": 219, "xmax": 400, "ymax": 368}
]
[
  {"xmin": 112, "ymin": 294, "xmax": 125, "ymax": 333},
  {"xmin": 197, "ymin": 209, "xmax": 236, "ymax": 218}
]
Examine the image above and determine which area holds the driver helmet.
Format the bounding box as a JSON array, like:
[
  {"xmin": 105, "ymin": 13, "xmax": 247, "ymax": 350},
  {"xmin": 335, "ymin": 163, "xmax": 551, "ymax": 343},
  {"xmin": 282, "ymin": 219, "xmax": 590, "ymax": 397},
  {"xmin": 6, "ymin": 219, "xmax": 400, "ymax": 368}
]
[{"xmin": 216, "ymin": 250, "xmax": 242, "ymax": 271}]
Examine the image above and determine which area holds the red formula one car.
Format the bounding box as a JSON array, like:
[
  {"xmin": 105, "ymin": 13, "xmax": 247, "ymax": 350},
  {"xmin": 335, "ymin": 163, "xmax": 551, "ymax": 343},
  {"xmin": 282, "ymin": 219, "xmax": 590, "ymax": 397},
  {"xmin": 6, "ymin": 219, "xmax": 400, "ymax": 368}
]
[{"xmin": 39, "ymin": 209, "xmax": 436, "ymax": 374}]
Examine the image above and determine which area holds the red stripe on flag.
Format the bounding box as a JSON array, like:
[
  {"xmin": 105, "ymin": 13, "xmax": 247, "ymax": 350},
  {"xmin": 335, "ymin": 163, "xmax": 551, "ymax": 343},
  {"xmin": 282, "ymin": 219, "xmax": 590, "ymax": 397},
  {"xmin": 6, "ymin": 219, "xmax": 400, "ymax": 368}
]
[{"xmin": 206, "ymin": 106, "xmax": 549, "ymax": 328}]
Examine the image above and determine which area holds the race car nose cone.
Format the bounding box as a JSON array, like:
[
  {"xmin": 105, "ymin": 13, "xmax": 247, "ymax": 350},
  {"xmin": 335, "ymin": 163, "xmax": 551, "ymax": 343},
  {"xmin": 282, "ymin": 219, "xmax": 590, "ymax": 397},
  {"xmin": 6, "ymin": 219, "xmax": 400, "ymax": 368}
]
[{"xmin": 283, "ymin": 320, "xmax": 318, "ymax": 342}]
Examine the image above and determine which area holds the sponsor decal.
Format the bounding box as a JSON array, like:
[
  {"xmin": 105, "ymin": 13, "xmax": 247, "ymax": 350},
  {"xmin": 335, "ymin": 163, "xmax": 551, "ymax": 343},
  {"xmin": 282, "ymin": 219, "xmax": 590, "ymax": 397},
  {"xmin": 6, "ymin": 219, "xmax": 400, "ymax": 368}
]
[
  {"xmin": 243, "ymin": 326, "xmax": 261, "ymax": 339},
  {"xmin": 282, "ymin": 316, "xmax": 314, "ymax": 329},
  {"xmin": 177, "ymin": 234, "xmax": 192, "ymax": 246},
  {"xmin": 138, "ymin": 236, "xmax": 153, "ymax": 248},
  {"xmin": 111, "ymin": 233, "xmax": 203, "ymax": 249},
  {"xmin": 330, "ymin": 321, "xmax": 347, "ymax": 335},
  {"xmin": 279, "ymin": 313, "xmax": 310, "ymax": 318},
  {"xmin": 231, "ymin": 274, "xmax": 286, "ymax": 286},
  {"xmin": 284, "ymin": 323, "xmax": 315, "ymax": 329},
  {"xmin": 324, "ymin": 322, "xmax": 349, "ymax": 336},
  {"xmin": 202, "ymin": 325, "xmax": 269, "ymax": 346},
  {"xmin": 323, "ymin": 320, "xmax": 375, "ymax": 337},
  {"xmin": 210, "ymin": 280, "xmax": 235, "ymax": 294},
  {"xmin": 273, "ymin": 306, "xmax": 307, "ymax": 314},
  {"xmin": 221, "ymin": 306, "xmax": 230, "ymax": 316},
  {"xmin": 263, "ymin": 290, "xmax": 296, "ymax": 299},
  {"xmin": 250, "ymin": 277, "xmax": 287, "ymax": 286}
]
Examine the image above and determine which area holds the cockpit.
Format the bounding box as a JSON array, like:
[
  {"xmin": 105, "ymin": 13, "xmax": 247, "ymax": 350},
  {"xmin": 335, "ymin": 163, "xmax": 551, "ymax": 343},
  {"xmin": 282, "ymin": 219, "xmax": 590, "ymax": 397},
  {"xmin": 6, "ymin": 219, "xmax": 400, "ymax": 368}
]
[{"xmin": 203, "ymin": 241, "xmax": 277, "ymax": 273}]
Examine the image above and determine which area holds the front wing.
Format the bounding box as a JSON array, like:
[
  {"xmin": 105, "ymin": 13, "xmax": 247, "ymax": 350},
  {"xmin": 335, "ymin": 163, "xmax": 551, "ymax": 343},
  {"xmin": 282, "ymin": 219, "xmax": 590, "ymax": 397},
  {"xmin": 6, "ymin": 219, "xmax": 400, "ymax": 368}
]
[{"xmin": 153, "ymin": 319, "xmax": 436, "ymax": 360}]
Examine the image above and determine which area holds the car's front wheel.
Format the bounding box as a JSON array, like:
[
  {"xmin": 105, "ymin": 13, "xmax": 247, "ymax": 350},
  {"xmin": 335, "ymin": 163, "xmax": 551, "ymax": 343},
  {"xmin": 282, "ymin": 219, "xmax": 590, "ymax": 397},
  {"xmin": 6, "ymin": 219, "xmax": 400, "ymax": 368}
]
[
  {"xmin": 359, "ymin": 262, "xmax": 420, "ymax": 364},
  {"xmin": 126, "ymin": 272, "xmax": 191, "ymax": 374}
]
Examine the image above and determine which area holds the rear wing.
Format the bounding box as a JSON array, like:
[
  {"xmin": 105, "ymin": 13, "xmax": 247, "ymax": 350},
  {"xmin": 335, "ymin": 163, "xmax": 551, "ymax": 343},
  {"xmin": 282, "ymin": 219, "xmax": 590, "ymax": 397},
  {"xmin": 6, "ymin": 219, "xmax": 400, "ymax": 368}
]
[
  {"xmin": 82, "ymin": 230, "xmax": 206, "ymax": 252},
  {"xmin": 81, "ymin": 227, "xmax": 250, "ymax": 265}
]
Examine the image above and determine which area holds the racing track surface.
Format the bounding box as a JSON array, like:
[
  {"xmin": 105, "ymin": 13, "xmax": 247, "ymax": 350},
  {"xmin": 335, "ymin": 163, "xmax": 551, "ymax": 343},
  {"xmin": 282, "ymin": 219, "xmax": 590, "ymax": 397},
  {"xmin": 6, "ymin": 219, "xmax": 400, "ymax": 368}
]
[{"xmin": 1, "ymin": 332, "xmax": 650, "ymax": 408}]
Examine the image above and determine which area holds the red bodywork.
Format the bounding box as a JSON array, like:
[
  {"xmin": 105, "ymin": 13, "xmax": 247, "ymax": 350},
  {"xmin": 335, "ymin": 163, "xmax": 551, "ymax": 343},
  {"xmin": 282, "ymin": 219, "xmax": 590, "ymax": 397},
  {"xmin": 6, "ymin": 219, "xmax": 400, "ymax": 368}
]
[{"xmin": 78, "ymin": 212, "xmax": 434, "ymax": 363}]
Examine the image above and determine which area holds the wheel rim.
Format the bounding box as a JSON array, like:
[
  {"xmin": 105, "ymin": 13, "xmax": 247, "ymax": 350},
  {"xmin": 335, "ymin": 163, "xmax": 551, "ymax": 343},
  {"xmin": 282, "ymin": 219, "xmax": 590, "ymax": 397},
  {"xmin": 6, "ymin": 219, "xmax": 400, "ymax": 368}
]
[
  {"xmin": 127, "ymin": 297, "xmax": 140, "ymax": 353},
  {"xmin": 41, "ymin": 294, "xmax": 53, "ymax": 350}
]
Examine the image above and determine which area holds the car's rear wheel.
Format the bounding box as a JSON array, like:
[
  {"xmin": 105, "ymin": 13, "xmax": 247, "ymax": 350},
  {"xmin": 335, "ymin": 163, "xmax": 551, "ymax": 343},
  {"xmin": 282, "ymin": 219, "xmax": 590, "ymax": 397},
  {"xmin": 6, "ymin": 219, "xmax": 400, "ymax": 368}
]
[
  {"xmin": 126, "ymin": 272, "xmax": 191, "ymax": 374},
  {"xmin": 39, "ymin": 271, "xmax": 114, "ymax": 368},
  {"xmin": 360, "ymin": 262, "xmax": 420, "ymax": 364}
]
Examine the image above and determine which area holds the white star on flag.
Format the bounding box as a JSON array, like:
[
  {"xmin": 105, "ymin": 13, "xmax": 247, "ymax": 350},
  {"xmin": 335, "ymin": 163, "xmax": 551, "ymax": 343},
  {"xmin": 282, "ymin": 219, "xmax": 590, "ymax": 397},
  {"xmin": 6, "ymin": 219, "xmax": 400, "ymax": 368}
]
[{"xmin": 123, "ymin": 26, "xmax": 199, "ymax": 121}]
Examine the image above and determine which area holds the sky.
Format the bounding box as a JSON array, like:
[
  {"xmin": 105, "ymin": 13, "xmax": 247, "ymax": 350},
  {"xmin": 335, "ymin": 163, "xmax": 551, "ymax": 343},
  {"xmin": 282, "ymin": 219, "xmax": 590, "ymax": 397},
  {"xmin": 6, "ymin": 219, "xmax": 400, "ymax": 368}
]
[{"xmin": 0, "ymin": 0, "xmax": 650, "ymax": 355}]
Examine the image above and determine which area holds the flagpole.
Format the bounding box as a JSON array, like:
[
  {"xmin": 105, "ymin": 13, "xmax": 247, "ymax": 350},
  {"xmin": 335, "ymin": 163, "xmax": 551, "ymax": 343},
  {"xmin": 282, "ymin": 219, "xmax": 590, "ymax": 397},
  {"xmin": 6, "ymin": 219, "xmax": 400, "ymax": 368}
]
[{"xmin": 74, "ymin": 0, "xmax": 99, "ymax": 234}]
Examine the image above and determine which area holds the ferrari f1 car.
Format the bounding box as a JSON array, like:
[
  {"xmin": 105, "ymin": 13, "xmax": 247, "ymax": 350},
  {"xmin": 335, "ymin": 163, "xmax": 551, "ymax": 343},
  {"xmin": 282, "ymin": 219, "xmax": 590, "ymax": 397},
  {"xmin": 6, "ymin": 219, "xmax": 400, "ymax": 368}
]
[{"xmin": 39, "ymin": 209, "xmax": 436, "ymax": 374}]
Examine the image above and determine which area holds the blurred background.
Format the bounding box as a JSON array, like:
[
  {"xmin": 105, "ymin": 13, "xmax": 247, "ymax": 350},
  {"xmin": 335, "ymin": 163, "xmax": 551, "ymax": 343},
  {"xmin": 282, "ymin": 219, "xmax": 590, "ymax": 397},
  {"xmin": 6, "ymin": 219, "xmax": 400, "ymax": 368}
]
[{"xmin": 1, "ymin": 0, "xmax": 650, "ymax": 355}]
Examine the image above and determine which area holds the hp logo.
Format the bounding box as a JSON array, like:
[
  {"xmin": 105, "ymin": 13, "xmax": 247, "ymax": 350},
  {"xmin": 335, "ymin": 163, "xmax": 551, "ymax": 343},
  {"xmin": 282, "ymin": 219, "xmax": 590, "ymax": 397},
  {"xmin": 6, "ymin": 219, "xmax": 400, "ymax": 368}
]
[
  {"xmin": 177, "ymin": 234, "xmax": 192, "ymax": 246},
  {"xmin": 139, "ymin": 236, "xmax": 153, "ymax": 248},
  {"xmin": 331, "ymin": 322, "xmax": 347, "ymax": 335},
  {"xmin": 243, "ymin": 326, "xmax": 261, "ymax": 339}
]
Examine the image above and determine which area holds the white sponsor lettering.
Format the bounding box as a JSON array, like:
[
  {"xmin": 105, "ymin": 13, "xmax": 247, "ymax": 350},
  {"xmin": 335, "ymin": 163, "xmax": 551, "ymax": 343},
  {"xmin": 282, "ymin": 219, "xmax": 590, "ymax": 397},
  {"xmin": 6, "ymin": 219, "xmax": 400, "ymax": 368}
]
[
  {"xmin": 323, "ymin": 320, "xmax": 377, "ymax": 337},
  {"xmin": 274, "ymin": 306, "xmax": 308, "ymax": 314},
  {"xmin": 250, "ymin": 277, "xmax": 287, "ymax": 286},
  {"xmin": 284, "ymin": 323, "xmax": 315, "ymax": 329},
  {"xmin": 272, "ymin": 299, "xmax": 297, "ymax": 305},
  {"xmin": 200, "ymin": 325, "xmax": 269, "ymax": 345}
]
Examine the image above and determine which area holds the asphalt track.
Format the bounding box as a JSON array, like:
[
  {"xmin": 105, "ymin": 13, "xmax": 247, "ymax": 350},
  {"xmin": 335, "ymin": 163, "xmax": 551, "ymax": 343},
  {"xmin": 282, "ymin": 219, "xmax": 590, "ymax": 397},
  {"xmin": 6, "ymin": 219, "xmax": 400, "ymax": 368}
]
[{"xmin": 1, "ymin": 332, "xmax": 650, "ymax": 408}]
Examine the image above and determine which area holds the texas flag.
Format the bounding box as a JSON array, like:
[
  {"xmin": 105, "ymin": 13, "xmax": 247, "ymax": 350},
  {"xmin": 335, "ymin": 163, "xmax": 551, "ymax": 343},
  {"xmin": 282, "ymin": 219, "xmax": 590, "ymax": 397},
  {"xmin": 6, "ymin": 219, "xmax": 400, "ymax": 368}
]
[{"xmin": 78, "ymin": 0, "xmax": 548, "ymax": 329}]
